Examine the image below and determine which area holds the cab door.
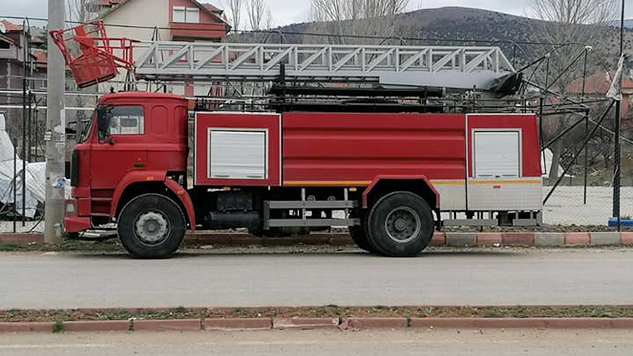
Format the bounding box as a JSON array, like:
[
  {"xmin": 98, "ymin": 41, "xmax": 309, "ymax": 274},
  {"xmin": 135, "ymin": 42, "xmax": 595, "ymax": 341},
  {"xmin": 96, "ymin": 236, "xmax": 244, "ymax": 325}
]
[{"xmin": 89, "ymin": 105, "xmax": 148, "ymax": 216}]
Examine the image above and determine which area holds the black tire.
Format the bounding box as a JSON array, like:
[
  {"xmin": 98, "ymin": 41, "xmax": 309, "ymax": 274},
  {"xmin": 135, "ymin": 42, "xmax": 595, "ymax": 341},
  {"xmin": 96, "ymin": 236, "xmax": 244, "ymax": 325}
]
[
  {"xmin": 366, "ymin": 191, "xmax": 434, "ymax": 257},
  {"xmin": 349, "ymin": 211, "xmax": 378, "ymax": 253},
  {"xmin": 117, "ymin": 193, "xmax": 186, "ymax": 259}
]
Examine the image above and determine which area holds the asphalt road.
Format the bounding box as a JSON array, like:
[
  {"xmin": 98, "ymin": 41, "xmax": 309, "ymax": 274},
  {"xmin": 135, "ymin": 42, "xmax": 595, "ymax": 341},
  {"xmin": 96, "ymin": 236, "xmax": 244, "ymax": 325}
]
[
  {"xmin": 1, "ymin": 248, "xmax": 632, "ymax": 309},
  {"xmin": 1, "ymin": 329, "xmax": 632, "ymax": 356}
]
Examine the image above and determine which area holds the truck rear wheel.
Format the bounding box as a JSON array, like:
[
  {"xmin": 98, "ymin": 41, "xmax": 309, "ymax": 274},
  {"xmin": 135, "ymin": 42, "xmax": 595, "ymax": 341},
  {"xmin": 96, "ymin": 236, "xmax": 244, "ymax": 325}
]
[
  {"xmin": 367, "ymin": 191, "xmax": 434, "ymax": 257},
  {"xmin": 349, "ymin": 225, "xmax": 375, "ymax": 253},
  {"xmin": 117, "ymin": 193, "xmax": 186, "ymax": 259},
  {"xmin": 349, "ymin": 211, "xmax": 378, "ymax": 253}
]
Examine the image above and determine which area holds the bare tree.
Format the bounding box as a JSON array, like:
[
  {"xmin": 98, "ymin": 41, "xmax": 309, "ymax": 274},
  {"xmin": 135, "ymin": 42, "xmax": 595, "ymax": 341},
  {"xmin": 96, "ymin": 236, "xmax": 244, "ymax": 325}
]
[
  {"xmin": 265, "ymin": 8, "xmax": 273, "ymax": 30},
  {"xmin": 246, "ymin": 0, "xmax": 266, "ymax": 32},
  {"xmin": 528, "ymin": 0, "xmax": 618, "ymax": 181},
  {"xmin": 223, "ymin": 0, "xmax": 244, "ymax": 32},
  {"xmin": 67, "ymin": 0, "xmax": 99, "ymax": 23},
  {"xmin": 309, "ymin": 0, "xmax": 410, "ymax": 44}
]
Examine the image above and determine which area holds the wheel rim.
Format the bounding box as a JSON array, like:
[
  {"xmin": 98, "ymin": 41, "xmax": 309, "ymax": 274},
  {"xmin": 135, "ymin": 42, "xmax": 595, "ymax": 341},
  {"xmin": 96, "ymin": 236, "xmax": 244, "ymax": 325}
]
[
  {"xmin": 134, "ymin": 211, "xmax": 170, "ymax": 245},
  {"xmin": 384, "ymin": 207, "xmax": 421, "ymax": 243}
]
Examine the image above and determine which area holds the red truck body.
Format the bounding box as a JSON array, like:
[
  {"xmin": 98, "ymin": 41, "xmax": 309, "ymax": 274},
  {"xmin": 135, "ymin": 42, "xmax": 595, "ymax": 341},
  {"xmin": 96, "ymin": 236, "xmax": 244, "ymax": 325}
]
[
  {"xmin": 66, "ymin": 92, "xmax": 542, "ymax": 258},
  {"xmin": 194, "ymin": 111, "xmax": 541, "ymax": 211}
]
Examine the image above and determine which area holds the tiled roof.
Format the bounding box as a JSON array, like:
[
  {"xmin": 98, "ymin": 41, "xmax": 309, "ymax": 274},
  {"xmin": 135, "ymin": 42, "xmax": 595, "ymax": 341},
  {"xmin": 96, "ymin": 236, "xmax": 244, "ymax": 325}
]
[
  {"xmin": 32, "ymin": 49, "xmax": 47, "ymax": 66},
  {"xmin": 567, "ymin": 72, "xmax": 633, "ymax": 95},
  {"xmin": 0, "ymin": 20, "xmax": 22, "ymax": 32},
  {"xmin": 202, "ymin": 3, "xmax": 223, "ymax": 14}
]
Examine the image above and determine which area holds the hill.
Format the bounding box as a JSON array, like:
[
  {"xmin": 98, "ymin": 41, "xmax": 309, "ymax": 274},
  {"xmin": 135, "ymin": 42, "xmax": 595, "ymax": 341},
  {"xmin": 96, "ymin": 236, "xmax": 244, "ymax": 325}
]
[
  {"xmin": 240, "ymin": 7, "xmax": 632, "ymax": 66},
  {"xmin": 609, "ymin": 19, "xmax": 633, "ymax": 29}
]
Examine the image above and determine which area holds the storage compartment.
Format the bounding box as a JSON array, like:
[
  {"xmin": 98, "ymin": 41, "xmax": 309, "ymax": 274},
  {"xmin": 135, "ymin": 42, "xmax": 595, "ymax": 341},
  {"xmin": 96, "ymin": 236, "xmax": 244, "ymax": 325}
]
[
  {"xmin": 473, "ymin": 131, "xmax": 520, "ymax": 178},
  {"xmin": 194, "ymin": 112, "xmax": 281, "ymax": 187},
  {"xmin": 208, "ymin": 129, "xmax": 267, "ymax": 180}
]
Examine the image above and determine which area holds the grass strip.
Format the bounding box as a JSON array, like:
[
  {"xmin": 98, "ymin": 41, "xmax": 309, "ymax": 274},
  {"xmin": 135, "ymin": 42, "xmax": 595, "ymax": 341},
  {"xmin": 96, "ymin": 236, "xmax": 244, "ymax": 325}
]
[{"xmin": 1, "ymin": 306, "xmax": 632, "ymax": 323}]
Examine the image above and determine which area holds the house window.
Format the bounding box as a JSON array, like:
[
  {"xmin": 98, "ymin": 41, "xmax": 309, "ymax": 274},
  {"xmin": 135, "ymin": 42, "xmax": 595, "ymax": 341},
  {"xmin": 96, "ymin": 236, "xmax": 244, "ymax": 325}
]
[
  {"xmin": 173, "ymin": 6, "xmax": 200, "ymax": 23},
  {"xmin": 186, "ymin": 8, "xmax": 200, "ymax": 23},
  {"xmin": 0, "ymin": 40, "xmax": 10, "ymax": 50},
  {"xmin": 173, "ymin": 6, "xmax": 186, "ymax": 22}
]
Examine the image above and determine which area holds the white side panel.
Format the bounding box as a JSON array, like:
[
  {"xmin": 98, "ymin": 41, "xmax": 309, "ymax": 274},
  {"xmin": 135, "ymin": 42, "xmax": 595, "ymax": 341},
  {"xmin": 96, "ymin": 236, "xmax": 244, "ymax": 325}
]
[
  {"xmin": 208, "ymin": 129, "xmax": 267, "ymax": 179},
  {"xmin": 474, "ymin": 131, "xmax": 520, "ymax": 178},
  {"xmin": 468, "ymin": 180, "xmax": 543, "ymax": 211},
  {"xmin": 432, "ymin": 182, "xmax": 466, "ymax": 211}
]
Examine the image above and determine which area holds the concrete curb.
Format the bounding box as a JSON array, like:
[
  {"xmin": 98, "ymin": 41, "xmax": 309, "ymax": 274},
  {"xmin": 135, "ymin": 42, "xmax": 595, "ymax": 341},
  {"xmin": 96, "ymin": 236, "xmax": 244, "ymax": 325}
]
[
  {"xmin": 134, "ymin": 319, "xmax": 201, "ymax": 332},
  {"xmin": 0, "ymin": 322, "xmax": 52, "ymax": 333},
  {"xmin": 0, "ymin": 233, "xmax": 44, "ymax": 244},
  {"xmin": 3, "ymin": 317, "xmax": 633, "ymax": 332},
  {"xmin": 345, "ymin": 317, "xmax": 408, "ymax": 330},
  {"xmin": 2, "ymin": 231, "xmax": 633, "ymax": 248},
  {"xmin": 273, "ymin": 318, "xmax": 339, "ymax": 330},
  {"xmin": 407, "ymin": 318, "xmax": 633, "ymax": 329},
  {"xmin": 203, "ymin": 318, "xmax": 272, "ymax": 331},
  {"xmin": 63, "ymin": 320, "xmax": 130, "ymax": 332}
]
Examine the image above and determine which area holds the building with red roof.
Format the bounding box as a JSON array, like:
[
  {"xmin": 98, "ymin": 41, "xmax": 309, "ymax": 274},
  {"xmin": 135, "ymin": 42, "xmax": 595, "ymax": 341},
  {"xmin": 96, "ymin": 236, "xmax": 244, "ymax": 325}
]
[
  {"xmin": 96, "ymin": 0, "xmax": 229, "ymax": 41},
  {"xmin": 567, "ymin": 71, "xmax": 633, "ymax": 119}
]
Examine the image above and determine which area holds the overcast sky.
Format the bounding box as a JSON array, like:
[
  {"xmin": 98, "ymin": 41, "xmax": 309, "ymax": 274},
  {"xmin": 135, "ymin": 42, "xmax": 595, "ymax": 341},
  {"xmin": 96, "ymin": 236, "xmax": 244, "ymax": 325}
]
[{"xmin": 2, "ymin": 0, "xmax": 632, "ymax": 28}]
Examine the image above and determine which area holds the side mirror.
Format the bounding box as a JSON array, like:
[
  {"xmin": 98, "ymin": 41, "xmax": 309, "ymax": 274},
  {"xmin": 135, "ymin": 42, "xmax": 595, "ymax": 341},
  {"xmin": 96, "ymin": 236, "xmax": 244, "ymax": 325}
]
[{"xmin": 97, "ymin": 104, "xmax": 112, "ymax": 140}]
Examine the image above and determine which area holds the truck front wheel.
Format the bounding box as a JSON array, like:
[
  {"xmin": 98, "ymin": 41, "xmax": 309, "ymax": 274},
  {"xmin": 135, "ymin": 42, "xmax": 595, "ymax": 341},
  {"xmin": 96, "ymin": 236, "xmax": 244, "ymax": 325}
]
[
  {"xmin": 367, "ymin": 192, "xmax": 434, "ymax": 257},
  {"xmin": 117, "ymin": 193, "xmax": 186, "ymax": 259}
]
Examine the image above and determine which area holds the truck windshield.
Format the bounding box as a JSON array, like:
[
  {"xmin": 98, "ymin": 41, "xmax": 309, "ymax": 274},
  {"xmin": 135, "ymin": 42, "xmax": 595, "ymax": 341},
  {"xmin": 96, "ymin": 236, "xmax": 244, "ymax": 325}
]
[{"xmin": 78, "ymin": 109, "xmax": 96, "ymax": 143}]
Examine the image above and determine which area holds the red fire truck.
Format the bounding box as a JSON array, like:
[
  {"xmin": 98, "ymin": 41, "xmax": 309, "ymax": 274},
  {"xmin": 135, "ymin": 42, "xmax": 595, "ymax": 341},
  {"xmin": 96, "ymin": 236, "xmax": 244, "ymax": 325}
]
[{"xmin": 54, "ymin": 21, "xmax": 542, "ymax": 259}]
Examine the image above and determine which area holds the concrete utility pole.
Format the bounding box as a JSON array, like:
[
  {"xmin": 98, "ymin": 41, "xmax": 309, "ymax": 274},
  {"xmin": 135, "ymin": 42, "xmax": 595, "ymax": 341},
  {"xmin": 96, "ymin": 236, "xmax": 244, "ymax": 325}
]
[
  {"xmin": 613, "ymin": 0, "xmax": 625, "ymax": 231},
  {"xmin": 44, "ymin": 0, "xmax": 66, "ymax": 244}
]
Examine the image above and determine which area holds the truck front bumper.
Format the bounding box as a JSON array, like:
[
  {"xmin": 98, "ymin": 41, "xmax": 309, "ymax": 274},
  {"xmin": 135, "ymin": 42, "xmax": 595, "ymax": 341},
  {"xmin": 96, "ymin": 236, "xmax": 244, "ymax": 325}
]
[
  {"xmin": 65, "ymin": 217, "xmax": 92, "ymax": 233},
  {"xmin": 64, "ymin": 199, "xmax": 92, "ymax": 233}
]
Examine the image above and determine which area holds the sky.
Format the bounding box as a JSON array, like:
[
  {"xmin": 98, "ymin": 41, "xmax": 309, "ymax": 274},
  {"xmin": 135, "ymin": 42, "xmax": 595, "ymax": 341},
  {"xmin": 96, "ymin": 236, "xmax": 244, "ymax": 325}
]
[{"xmin": 1, "ymin": 0, "xmax": 632, "ymax": 28}]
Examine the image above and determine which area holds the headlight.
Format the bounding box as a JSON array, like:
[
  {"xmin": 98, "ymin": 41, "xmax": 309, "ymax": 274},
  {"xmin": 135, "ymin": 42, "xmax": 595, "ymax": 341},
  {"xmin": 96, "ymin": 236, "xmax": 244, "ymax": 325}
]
[{"xmin": 65, "ymin": 200, "xmax": 76, "ymax": 216}]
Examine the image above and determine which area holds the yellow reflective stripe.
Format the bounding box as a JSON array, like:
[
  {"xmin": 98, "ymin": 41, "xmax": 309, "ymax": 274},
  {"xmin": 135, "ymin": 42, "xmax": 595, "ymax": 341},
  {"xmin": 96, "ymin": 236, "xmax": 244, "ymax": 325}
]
[
  {"xmin": 283, "ymin": 179, "xmax": 542, "ymax": 186},
  {"xmin": 430, "ymin": 180, "xmax": 464, "ymax": 185},
  {"xmin": 469, "ymin": 180, "xmax": 542, "ymax": 185},
  {"xmin": 283, "ymin": 181, "xmax": 373, "ymax": 186}
]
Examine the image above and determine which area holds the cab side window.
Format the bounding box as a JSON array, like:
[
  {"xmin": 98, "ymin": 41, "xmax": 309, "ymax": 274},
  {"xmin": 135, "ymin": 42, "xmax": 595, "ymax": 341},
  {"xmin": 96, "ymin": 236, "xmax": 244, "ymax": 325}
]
[{"xmin": 109, "ymin": 106, "xmax": 144, "ymax": 135}]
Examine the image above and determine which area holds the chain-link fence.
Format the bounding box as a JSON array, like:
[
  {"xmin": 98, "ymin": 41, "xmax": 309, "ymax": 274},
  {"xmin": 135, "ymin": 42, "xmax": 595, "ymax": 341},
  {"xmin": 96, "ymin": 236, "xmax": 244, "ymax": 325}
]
[{"xmin": 542, "ymin": 124, "xmax": 633, "ymax": 227}]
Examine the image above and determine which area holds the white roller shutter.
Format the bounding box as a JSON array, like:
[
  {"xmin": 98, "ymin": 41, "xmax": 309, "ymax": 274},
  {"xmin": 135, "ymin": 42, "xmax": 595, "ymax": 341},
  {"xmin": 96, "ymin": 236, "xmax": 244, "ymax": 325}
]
[
  {"xmin": 208, "ymin": 130, "xmax": 267, "ymax": 179},
  {"xmin": 474, "ymin": 131, "xmax": 520, "ymax": 178},
  {"xmin": 172, "ymin": 6, "xmax": 185, "ymax": 22},
  {"xmin": 185, "ymin": 8, "xmax": 200, "ymax": 23}
]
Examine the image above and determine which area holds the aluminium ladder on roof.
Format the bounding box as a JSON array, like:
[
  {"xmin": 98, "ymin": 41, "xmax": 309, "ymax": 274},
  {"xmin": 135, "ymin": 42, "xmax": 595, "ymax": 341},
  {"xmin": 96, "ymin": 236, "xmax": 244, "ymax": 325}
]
[{"xmin": 134, "ymin": 42, "xmax": 516, "ymax": 91}]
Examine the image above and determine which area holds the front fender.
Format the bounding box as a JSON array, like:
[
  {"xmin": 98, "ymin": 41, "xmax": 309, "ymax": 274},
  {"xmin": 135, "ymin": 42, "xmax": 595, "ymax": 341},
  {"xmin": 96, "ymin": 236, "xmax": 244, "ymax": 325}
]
[
  {"xmin": 109, "ymin": 171, "xmax": 168, "ymax": 217},
  {"xmin": 164, "ymin": 178, "xmax": 196, "ymax": 231},
  {"xmin": 109, "ymin": 171, "xmax": 196, "ymax": 231}
]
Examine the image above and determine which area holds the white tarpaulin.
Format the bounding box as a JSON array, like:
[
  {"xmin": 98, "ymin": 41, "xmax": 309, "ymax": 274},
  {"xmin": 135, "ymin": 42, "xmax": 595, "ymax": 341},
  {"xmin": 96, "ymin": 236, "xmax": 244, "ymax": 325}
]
[{"xmin": 0, "ymin": 112, "xmax": 68, "ymax": 218}]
